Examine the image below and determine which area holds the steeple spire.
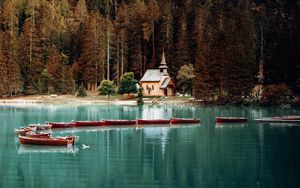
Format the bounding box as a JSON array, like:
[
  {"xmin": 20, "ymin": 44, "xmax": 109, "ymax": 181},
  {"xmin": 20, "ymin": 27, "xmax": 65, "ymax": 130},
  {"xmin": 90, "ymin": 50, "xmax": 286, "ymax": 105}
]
[{"xmin": 159, "ymin": 51, "xmax": 169, "ymax": 76}]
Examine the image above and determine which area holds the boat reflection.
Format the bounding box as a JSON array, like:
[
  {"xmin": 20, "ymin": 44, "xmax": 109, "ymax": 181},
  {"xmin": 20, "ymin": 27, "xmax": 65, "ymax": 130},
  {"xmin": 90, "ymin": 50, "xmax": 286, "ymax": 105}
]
[
  {"xmin": 50, "ymin": 124, "xmax": 199, "ymax": 132},
  {"xmin": 215, "ymin": 123, "xmax": 246, "ymax": 128},
  {"xmin": 18, "ymin": 144, "xmax": 79, "ymax": 154}
]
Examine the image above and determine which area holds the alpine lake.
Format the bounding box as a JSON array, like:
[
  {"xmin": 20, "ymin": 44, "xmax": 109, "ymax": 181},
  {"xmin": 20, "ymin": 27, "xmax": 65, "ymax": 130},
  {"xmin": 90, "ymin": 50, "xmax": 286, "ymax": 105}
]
[{"xmin": 0, "ymin": 103, "xmax": 300, "ymax": 188}]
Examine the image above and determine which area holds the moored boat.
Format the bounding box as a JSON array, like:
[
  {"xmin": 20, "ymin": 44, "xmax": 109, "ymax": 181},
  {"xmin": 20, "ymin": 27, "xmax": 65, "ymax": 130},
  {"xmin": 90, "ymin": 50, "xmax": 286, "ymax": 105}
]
[
  {"xmin": 48, "ymin": 122, "xmax": 75, "ymax": 128},
  {"xmin": 15, "ymin": 127, "xmax": 37, "ymax": 136},
  {"xmin": 29, "ymin": 124, "xmax": 52, "ymax": 130},
  {"xmin": 75, "ymin": 121, "xmax": 106, "ymax": 127},
  {"xmin": 25, "ymin": 131, "xmax": 51, "ymax": 138},
  {"xmin": 137, "ymin": 119, "xmax": 171, "ymax": 125},
  {"xmin": 104, "ymin": 120, "xmax": 136, "ymax": 126},
  {"xmin": 18, "ymin": 135, "xmax": 79, "ymax": 146},
  {"xmin": 171, "ymin": 118, "xmax": 200, "ymax": 124},
  {"xmin": 215, "ymin": 117, "xmax": 248, "ymax": 123}
]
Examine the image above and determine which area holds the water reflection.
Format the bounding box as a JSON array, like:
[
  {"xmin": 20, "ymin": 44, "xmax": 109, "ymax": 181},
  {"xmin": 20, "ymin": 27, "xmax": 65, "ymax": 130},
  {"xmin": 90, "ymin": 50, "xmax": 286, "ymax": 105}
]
[
  {"xmin": 18, "ymin": 145, "xmax": 79, "ymax": 155},
  {"xmin": 1, "ymin": 104, "xmax": 300, "ymax": 188}
]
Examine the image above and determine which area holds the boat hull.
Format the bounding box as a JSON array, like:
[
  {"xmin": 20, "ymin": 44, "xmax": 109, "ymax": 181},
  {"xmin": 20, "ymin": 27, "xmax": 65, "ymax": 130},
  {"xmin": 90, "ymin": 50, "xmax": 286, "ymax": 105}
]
[
  {"xmin": 25, "ymin": 132, "xmax": 51, "ymax": 138},
  {"xmin": 104, "ymin": 120, "xmax": 136, "ymax": 126},
  {"xmin": 75, "ymin": 121, "xmax": 106, "ymax": 127},
  {"xmin": 171, "ymin": 118, "xmax": 200, "ymax": 124},
  {"xmin": 215, "ymin": 117, "xmax": 248, "ymax": 123},
  {"xmin": 49, "ymin": 122, "xmax": 75, "ymax": 128},
  {"xmin": 19, "ymin": 135, "xmax": 78, "ymax": 146},
  {"xmin": 15, "ymin": 127, "xmax": 37, "ymax": 136},
  {"xmin": 29, "ymin": 124, "xmax": 52, "ymax": 130},
  {"xmin": 137, "ymin": 119, "xmax": 171, "ymax": 125}
]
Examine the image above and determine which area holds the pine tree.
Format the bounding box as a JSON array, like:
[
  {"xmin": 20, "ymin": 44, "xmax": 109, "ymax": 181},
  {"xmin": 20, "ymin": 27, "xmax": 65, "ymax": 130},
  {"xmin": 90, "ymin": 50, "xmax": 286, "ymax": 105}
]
[
  {"xmin": 0, "ymin": 32, "xmax": 8, "ymax": 96},
  {"xmin": 115, "ymin": 1, "xmax": 129, "ymax": 85},
  {"xmin": 148, "ymin": 0, "xmax": 159, "ymax": 66},
  {"xmin": 193, "ymin": 0, "xmax": 256, "ymax": 101},
  {"xmin": 47, "ymin": 46, "xmax": 63, "ymax": 93},
  {"xmin": 127, "ymin": 0, "xmax": 151, "ymax": 78},
  {"xmin": 20, "ymin": 19, "xmax": 44, "ymax": 94},
  {"xmin": 78, "ymin": 11, "xmax": 106, "ymax": 91},
  {"xmin": 157, "ymin": 0, "xmax": 173, "ymax": 69},
  {"xmin": 173, "ymin": 11, "xmax": 189, "ymax": 79},
  {"xmin": 0, "ymin": 0, "xmax": 23, "ymax": 96}
]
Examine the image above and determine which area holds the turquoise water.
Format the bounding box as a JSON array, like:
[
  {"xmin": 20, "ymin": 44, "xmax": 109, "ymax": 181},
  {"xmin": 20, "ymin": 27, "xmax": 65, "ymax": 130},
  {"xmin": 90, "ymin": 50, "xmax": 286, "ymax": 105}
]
[{"xmin": 1, "ymin": 104, "xmax": 300, "ymax": 188}]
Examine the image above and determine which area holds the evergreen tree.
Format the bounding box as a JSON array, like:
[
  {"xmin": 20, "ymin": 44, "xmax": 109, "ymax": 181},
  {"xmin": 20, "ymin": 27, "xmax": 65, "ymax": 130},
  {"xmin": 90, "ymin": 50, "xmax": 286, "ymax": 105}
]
[
  {"xmin": 47, "ymin": 46, "xmax": 63, "ymax": 93},
  {"xmin": 193, "ymin": 0, "xmax": 256, "ymax": 101},
  {"xmin": 77, "ymin": 11, "xmax": 106, "ymax": 91},
  {"xmin": 173, "ymin": 11, "xmax": 189, "ymax": 79},
  {"xmin": 118, "ymin": 72, "xmax": 138, "ymax": 94},
  {"xmin": 0, "ymin": 32, "xmax": 8, "ymax": 96},
  {"xmin": 1, "ymin": 0, "xmax": 23, "ymax": 96},
  {"xmin": 137, "ymin": 86, "xmax": 144, "ymax": 105},
  {"xmin": 157, "ymin": 0, "xmax": 173, "ymax": 70},
  {"xmin": 177, "ymin": 64, "xmax": 195, "ymax": 95},
  {"xmin": 115, "ymin": 1, "xmax": 129, "ymax": 85}
]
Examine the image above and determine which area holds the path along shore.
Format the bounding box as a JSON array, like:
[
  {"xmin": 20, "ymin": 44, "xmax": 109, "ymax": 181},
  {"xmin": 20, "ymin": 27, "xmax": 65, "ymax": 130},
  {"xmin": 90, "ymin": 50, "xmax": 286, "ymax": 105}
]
[{"xmin": 0, "ymin": 94, "xmax": 191, "ymax": 105}]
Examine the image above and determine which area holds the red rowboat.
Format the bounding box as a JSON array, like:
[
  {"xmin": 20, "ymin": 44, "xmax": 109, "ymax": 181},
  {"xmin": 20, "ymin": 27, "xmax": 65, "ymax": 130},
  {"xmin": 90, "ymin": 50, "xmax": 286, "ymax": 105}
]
[
  {"xmin": 75, "ymin": 121, "xmax": 106, "ymax": 127},
  {"xmin": 171, "ymin": 118, "xmax": 200, "ymax": 124},
  {"xmin": 15, "ymin": 127, "xmax": 37, "ymax": 136},
  {"xmin": 19, "ymin": 135, "xmax": 79, "ymax": 146},
  {"xmin": 104, "ymin": 120, "xmax": 136, "ymax": 126},
  {"xmin": 215, "ymin": 117, "xmax": 248, "ymax": 123},
  {"xmin": 48, "ymin": 122, "xmax": 75, "ymax": 128},
  {"xmin": 25, "ymin": 131, "xmax": 51, "ymax": 138},
  {"xmin": 29, "ymin": 124, "xmax": 52, "ymax": 130},
  {"xmin": 137, "ymin": 119, "xmax": 171, "ymax": 125}
]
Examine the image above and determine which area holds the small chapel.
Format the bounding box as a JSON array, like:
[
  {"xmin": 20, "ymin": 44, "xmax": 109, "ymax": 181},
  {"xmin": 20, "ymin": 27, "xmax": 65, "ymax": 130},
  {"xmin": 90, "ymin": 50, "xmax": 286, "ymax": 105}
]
[{"xmin": 139, "ymin": 52, "xmax": 176, "ymax": 97}]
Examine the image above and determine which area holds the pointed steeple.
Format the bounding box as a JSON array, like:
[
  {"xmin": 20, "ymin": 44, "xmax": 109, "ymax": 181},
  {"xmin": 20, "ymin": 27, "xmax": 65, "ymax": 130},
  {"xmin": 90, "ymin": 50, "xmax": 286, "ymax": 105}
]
[{"xmin": 159, "ymin": 51, "xmax": 169, "ymax": 76}]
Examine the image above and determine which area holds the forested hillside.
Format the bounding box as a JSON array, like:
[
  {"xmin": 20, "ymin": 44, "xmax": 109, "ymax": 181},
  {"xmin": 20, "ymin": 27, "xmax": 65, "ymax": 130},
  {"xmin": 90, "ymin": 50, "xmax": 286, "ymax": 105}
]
[{"xmin": 0, "ymin": 0, "xmax": 299, "ymax": 100}]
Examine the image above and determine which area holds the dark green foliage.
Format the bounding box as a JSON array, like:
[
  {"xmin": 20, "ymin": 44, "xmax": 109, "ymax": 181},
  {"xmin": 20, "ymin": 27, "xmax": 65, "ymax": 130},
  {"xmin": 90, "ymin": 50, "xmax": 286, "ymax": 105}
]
[
  {"xmin": 98, "ymin": 79, "xmax": 116, "ymax": 100},
  {"xmin": 176, "ymin": 64, "xmax": 195, "ymax": 95},
  {"xmin": 77, "ymin": 84, "xmax": 87, "ymax": 97},
  {"xmin": 259, "ymin": 1, "xmax": 300, "ymax": 95},
  {"xmin": 40, "ymin": 69, "xmax": 49, "ymax": 94},
  {"xmin": 137, "ymin": 86, "xmax": 144, "ymax": 105},
  {"xmin": 0, "ymin": 0, "xmax": 298, "ymax": 104},
  {"xmin": 193, "ymin": 0, "xmax": 256, "ymax": 102},
  {"xmin": 118, "ymin": 72, "xmax": 137, "ymax": 94},
  {"xmin": 261, "ymin": 84, "xmax": 293, "ymax": 105},
  {"xmin": 77, "ymin": 11, "xmax": 105, "ymax": 85}
]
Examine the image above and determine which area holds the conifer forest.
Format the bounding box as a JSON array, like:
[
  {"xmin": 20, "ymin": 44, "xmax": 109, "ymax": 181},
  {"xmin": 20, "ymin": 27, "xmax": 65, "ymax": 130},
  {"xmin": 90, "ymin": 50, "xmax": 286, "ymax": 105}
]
[{"xmin": 0, "ymin": 0, "xmax": 299, "ymax": 101}]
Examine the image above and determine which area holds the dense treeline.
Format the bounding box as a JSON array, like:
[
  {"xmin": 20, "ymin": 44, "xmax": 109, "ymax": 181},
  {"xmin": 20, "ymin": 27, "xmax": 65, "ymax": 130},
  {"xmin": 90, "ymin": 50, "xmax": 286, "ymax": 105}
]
[{"xmin": 0, "ymin": 0, "xmax": 299, "ymax": 100}]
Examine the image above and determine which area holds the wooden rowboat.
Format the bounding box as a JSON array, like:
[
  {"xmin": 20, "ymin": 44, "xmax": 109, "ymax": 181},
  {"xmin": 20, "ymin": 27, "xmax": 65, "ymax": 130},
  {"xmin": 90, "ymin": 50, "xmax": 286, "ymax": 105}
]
[
  {"xmin": 25, "ymin": 131, "xmax": 51, "ymax": 138},
  {"xmin": 19, "ymin": 135, "xmax": 79, "ymax": 146},
  {"xmin": 137, "ymin": 119, "xmax": 171, "ymax": 125},
  {"xmin": 48, "ymin": 122, "xmax": 75, "ymax": 128},
  {"xmin": 104, "ymin": 120, "xmax": 136, "ymax": 126},
  {"xmin": 215, "ymin": 117, "xmax": 248, "ymax": 123},
  {"xmin": 75, "ymin": 121, "xmax": 106, "ymax": 127},
  {"xmin": 15, "ymin": 127, "xmax": 37, "ymax": 136},
  {"xmin": 171, "ymin": 118, "xmax": 200, "ymax": 124},
  {"xmin": 29, "ymin": 124, "xmax": 52, "ymax": 130}
]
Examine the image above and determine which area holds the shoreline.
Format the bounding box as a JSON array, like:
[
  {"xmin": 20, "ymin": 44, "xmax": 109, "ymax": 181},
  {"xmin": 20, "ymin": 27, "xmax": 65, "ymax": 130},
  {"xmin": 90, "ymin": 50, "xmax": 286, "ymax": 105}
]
[{"xmin": 0, "ymin": 94, "xmax": 190, "ymax": 105}]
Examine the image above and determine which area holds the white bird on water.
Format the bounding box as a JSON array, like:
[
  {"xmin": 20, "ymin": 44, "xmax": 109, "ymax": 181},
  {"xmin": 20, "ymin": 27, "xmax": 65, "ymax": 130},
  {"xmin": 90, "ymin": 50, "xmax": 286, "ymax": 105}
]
[{"xmin": 82, "ymin": 144, "xmax": 90, "ymax": 150}]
